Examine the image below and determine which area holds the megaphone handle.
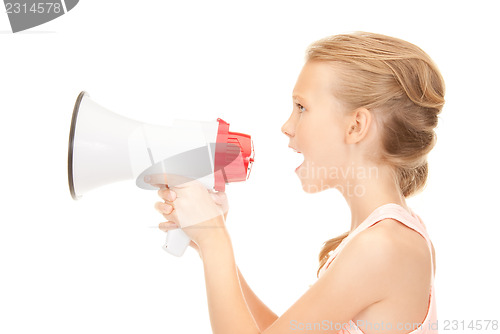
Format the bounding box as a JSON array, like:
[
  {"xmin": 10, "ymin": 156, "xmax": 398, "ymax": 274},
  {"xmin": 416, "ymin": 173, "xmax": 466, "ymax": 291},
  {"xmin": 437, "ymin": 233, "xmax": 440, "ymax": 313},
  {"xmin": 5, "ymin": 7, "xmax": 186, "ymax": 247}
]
[
  {"xmin": 157, "ymin": 184, "xmax": 191, "ymax": 257},
  {"xmin": 163, "ymin": 228, "xmax": 191, "ymax": 257}
]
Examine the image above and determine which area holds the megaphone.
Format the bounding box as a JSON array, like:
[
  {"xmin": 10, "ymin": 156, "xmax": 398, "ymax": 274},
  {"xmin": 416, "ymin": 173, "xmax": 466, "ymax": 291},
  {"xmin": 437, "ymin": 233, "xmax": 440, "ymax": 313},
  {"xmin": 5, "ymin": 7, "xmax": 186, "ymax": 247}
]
[{"xmin": 67, "ymin": 91, "xmax": 254, "ymax": 256}]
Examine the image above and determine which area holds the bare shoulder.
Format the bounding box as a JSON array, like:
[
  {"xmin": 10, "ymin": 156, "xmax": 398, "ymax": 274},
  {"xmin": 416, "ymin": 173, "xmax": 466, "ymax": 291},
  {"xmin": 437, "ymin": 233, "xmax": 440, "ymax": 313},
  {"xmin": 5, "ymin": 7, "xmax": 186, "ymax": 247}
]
[
  {"xmin": 313, "ymin": 219, "xmax": 434, "ymax": 332},
  {"xmin": 342, "ymin": 218, "xmax": 433, "ymax": 290},
  {"xmin": 360, "ymin": 218, "xmax": 432, "ymax": 265},
  {"xmin": 344, "ymin": 220, "xmax": 405, "ymax": 261},
  {"xmin": 341, "ymin": 219, "xmax": 412, "ymax": 272},
  {"xmin": 329, "ymin": 220, "xmax": 419, "ymax": 302}
]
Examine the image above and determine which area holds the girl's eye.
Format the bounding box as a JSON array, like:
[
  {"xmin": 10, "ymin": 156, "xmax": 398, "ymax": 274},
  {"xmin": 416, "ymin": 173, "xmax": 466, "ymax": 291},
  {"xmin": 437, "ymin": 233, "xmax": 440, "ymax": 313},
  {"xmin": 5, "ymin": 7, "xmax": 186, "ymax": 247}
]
[{"xmin": 295, "ymin": 103, "xmax": 306, "ymax": 113}]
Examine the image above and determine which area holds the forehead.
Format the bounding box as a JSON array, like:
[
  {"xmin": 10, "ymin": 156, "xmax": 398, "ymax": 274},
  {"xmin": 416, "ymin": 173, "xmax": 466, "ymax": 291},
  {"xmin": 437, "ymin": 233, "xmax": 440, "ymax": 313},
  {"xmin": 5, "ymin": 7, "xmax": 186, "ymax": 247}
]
[{"xmin": 292, "ymin": 61, "xmax": 336, "ymax": 100}]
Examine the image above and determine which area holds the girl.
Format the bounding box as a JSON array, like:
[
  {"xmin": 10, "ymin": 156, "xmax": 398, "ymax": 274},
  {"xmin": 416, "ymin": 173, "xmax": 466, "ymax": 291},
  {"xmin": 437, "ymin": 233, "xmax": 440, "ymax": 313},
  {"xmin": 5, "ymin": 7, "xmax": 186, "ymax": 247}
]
[{"xmin": 153, "ymin": 31, "xmax": 445, "ymax": 334}]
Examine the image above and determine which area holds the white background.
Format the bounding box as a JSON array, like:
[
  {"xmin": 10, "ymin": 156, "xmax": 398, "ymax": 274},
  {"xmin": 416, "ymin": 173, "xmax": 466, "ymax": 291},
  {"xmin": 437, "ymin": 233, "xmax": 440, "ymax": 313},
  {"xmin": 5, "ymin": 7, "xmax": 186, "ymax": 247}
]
[{"xmin": 1, "ymin": 1, "xmax": 499, "ymax": 333}]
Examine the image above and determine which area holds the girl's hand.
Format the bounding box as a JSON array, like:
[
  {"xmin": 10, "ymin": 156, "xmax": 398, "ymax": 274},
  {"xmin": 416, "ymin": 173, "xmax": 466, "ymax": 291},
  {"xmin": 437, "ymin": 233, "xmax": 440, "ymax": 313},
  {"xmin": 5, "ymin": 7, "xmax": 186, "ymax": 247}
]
[{"xmin": 150, "ymin": 175, "xmax": 229, "ymax": 247}]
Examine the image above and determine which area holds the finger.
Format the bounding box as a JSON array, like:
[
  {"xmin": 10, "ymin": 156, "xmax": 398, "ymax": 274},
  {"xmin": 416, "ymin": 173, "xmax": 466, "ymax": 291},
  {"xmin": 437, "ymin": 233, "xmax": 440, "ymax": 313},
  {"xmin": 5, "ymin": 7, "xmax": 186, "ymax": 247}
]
[
  {"xmin": 209, "ymin": 191, "xmax": 229, "ymax": 214},
  {"xmin": 151, "ymin": 183, "xmax": 168, "ymax": 190},
  {"xmin": 157, "ymin": 188, "xmax": 177, "ymax": 202},
  {"xmin": 159, "ymin": 221, "xmax": 179, "ymax": 232},
  {"xmin": 144, "ymin": 174, "xmax": 169, "ymax": 185},
  {"xmin": 154, "ymin": 201, "xmax": 174, "ymax": 215},
  {"xmin": 145, "ymin": 173, "xmax": 195, "ymax": 188}
]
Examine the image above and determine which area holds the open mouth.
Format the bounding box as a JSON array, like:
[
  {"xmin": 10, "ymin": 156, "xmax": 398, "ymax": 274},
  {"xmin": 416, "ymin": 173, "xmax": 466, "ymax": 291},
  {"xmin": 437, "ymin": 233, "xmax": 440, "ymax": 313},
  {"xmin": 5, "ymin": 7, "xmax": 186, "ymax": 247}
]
[{"xmin": 289, "ymin": 146, "xmax": 304, "ymax": 172}]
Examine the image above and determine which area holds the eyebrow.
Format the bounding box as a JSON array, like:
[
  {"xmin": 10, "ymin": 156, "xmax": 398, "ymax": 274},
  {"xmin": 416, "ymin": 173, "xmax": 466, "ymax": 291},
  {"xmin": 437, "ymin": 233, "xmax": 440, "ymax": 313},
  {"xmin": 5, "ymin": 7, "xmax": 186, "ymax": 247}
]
[{"xmin": 292, "ymin": 94, "xmax": 306, "ymax": 101}]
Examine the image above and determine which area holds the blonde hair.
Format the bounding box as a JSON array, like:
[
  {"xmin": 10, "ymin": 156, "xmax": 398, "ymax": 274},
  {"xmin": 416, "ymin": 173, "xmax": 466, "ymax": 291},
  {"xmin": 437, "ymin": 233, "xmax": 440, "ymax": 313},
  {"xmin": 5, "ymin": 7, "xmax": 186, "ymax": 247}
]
[{"xmin": 307, "ymin": 32, "xmax": 446, "ymax": 277}]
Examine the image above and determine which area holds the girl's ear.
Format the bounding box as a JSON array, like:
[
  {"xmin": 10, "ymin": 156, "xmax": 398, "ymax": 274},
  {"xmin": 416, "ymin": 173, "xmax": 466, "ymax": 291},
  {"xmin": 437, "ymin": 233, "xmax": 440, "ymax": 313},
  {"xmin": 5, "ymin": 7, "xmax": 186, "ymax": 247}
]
[{"xmin": 345, "ymin": 108, "xmax": 372, "ymax": 144}]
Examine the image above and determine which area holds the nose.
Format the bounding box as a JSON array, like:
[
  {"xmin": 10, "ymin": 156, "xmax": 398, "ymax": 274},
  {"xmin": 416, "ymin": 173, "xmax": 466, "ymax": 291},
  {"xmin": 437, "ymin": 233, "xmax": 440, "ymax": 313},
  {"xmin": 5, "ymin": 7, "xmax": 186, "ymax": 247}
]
[{"xmin": 281, "ymin": 118, "xmax": 294, "ymax": 137}]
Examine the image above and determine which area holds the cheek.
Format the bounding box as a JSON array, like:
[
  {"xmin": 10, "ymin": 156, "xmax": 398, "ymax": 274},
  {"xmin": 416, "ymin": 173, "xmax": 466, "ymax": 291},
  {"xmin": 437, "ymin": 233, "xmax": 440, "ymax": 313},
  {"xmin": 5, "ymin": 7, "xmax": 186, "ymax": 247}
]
[{"xmin": 301, "ymin": 121, "xmax": 344, "ymax": 163}]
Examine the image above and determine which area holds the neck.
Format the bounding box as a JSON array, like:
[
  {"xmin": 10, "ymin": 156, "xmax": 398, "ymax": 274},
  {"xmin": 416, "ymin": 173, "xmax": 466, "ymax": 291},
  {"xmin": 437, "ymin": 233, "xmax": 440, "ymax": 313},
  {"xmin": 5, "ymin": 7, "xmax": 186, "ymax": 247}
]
[{"xmin": 337, "ymin": 164, "xmax": 408, "ymax": 233}]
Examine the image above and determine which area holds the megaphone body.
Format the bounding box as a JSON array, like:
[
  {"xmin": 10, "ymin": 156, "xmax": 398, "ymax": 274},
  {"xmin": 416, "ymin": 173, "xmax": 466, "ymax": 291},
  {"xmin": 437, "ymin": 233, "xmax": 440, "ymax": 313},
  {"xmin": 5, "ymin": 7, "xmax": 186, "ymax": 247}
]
[{"xmin": 68, "ymin": 91, "xmax": 254, "ymax": 256}]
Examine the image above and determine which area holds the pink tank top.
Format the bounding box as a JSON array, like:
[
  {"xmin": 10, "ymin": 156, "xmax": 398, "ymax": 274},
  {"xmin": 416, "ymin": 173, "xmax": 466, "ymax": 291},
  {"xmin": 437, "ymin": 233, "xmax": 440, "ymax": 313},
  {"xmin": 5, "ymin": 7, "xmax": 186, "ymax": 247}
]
[{"xmin": 317, "ymin": 203, "xmax": 438, "ymax": 334}]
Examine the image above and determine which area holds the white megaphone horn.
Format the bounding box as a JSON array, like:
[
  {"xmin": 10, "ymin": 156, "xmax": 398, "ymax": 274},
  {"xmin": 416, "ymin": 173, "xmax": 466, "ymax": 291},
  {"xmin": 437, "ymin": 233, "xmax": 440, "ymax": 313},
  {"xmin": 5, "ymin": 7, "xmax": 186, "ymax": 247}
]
[{"xmin": 67, "ymin": 91, "xmax": 255, "ymax": 256}]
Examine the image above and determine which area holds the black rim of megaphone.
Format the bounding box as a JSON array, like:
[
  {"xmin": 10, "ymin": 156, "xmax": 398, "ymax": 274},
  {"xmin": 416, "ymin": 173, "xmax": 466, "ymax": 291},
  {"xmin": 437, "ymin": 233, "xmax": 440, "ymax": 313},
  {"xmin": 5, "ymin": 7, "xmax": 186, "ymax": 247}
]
[{"xmin": 68, "ymin": 91, "xmax": 88, "ymax": 200}]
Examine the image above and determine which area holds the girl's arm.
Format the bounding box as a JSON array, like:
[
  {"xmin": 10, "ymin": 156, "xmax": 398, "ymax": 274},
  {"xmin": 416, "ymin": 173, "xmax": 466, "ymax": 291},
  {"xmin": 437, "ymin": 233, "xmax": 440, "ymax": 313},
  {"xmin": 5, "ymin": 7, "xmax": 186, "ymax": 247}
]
[
  {"xmin": 237, "ymin": 266, "xmax": 279, "ymax": 331},
  {"xmin": 200, "ymin": 230, "xmax": 260, "ymax": 334},
  {"xmin": 198, "ymin": 221, "xmax": 401, "ymax": 334},
  {"xmin": 191, "ymin": 242, "xmax": 278, "ymax": 331}
]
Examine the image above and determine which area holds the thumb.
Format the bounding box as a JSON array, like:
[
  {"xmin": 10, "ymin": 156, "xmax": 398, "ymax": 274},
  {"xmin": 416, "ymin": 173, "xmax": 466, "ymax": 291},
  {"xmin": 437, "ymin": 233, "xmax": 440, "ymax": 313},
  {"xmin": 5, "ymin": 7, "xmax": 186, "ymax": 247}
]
[
  {"xmin": 210, "ymin": 191, "xmax": 225, "ymax": 204},
  {"xmin": 209, "ymin": 191, "xmax": 228, "ymax": 211}
]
